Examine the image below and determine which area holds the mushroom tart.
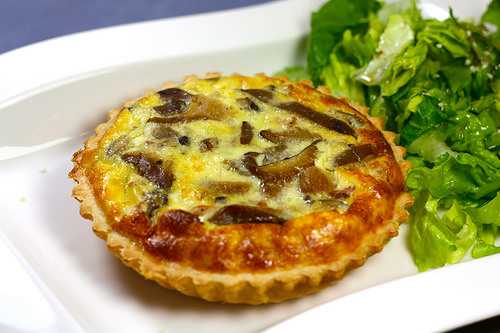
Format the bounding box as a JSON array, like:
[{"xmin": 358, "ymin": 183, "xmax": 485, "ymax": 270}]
[{"xmin": 70, "ymin": 73, "xmax": 412, "ymax": 304}]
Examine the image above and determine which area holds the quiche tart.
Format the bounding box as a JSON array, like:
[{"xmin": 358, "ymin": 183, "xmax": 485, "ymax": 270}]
[{"xmin": 70, "ymin": 73, "xmax": 412, "ymax": 304}]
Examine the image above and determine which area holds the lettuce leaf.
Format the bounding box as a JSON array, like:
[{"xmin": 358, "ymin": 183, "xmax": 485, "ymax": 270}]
[
  {"xmin": 472, "ymin": 224, "xmax": 500, "ymax": 258},
  {"xmin": 322, "ymin": 51, "xmax": 366, "ymax": 105},
  {"xmin": 418, "ymin": 19, "xmax": 471, "ymax": 60},
  {"xmin": 319, "ymin": 18, "xmax": 383, "ymax": 103},
  {"xmin": 440, "ymin": 62, "xmax": 472, "ymax": 94},
  {"xmin": 469, "ymin": 195, "xmax": 500, "ymax": 260},
  {"xmin": 368, "ymin": 93, "xmax": 397, "ymax": 130},
  {"xmin": 377, "ymin": 0, "xmax": 418, "ymax": 24},
  {"xmin": 468, "ymin": 192, "xmax": 500, "ymax": 226},
  {"xmin": 483, "ymin": 0, "xmax": 500, "ymax": 28},
  {"xmin": 307, "ymin": 0, "xmax": 381, "ymax": 85},
  {"xmin": 301, "ymin": 0, "xmax": 500, "ymax": 270},
  {"xmin": 407, "ymin": 153, "xmax": 500, "ymax": 202},
  {"xmin": 407, "ymin": 129, "xmax": 455, "ymax": 162},
  {"xmin": 390, "ymin": 59, "xmax": 446, "ymax": 130},
  {"xmin": 446, "ymin": 109, "xmax": 500, "ymax": 168},
  {"xmin": 482, "ymin": 0, "xmax": 500, "ymax": 49},
  {"xmin": 399, "ymin": 95, "xmax": 448, "ymax": 145},
  {"xmin": 380, "ymin": 41, "xmax": 428, "ymax": 96},
  {"xmin": 355, "ymin": 14, "xmax": 415, "ymax": 86},
  {"xmin": 410, "ymin": 192, "xmax": 476, "ymax": 271},
  {"xmin": 340, "ymin": 28, "xmax": 379, "ymax": 68}
]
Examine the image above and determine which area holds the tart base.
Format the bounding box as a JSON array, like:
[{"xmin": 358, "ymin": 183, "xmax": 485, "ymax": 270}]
[{"xmin": 69, "ymin": 74, "xmax": 413, "ymax": 304}]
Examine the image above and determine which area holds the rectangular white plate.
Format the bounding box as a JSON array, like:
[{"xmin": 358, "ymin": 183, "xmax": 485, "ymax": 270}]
[{"xmin": 0, "ymin": 1, "xmax": 498, "ymax": 332}]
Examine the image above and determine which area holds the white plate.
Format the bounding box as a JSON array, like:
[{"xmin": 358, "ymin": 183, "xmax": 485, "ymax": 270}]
[{"xmin": 0, "ymin": 1, "xmax": 498, "ymax": 332}]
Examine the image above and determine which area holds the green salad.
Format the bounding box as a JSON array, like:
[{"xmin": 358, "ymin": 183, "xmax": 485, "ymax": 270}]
[{"xmin": 277, "ymin": 0, "xmax": 500, "ymax": 271}]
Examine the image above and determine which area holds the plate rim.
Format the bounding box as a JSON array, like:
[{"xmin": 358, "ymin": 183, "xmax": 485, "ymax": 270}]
[
  {"xmin": 0, "ymin": 0, "xmax": 317, "ymax": 106},
  {"xmin": 265, "ymin": 253, "xmax": 500, "ymax": 332}
]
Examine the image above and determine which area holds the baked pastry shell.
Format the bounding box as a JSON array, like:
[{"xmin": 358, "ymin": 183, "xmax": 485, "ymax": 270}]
[{"xmin": 69, "ymin": 73, "xmax": 413, "ymax": 304}]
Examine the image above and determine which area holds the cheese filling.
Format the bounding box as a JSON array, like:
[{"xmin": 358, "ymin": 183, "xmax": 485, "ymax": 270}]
[{"xmin": 92, "ymin": 76, "xmax": 375, "ymax": 225}]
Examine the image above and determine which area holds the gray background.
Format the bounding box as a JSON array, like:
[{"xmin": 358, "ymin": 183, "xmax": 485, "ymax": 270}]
[{"xmin": 0, "ymin": 0, "xmax": 272, "ymax": 54}]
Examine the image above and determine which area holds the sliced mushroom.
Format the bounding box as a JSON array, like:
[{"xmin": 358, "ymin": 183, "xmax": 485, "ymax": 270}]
[
  {"xmin": 210, "ymin": 205, "xmax": 285, "ymax": 225},
  {"xmin": 188, "ymin": 95, "xmax": 227, "ymax": 120},
  {"xmin": 277, "ymin": 102, "xmax": 355, "ymax": 137},
  {"xmin": 144, "ymin": 129, "xmax": 185, "ymax": 149},
  {"xmin": 334, "ymin": 144, "xmax": 376, "ymax": 166},
  {"xmin": 236, "ymin": 145, "xmax": 288, "ymax": 165},
  {"xmin": 151, "ymin": 125, "xmax": 178, "ymax": 142},
  {"xmin": 223, "ymin": 159, "xmax": 251, "ymax": 176},
  {"xmin": 240, "ymin": 121, "xmax": 253, "ymax": 145},
  {"xmin": 243, "ymin": 140, "xmax": 319, "ymax": 195},
  {"xmin": 257, "ymin": 141, "xmax": 318, "ymax": 177},
  {"xmin": 154, "ymin": 88, "xmax": 192, "ymax": 116},
  {"xmin": 259, "ymin": 130, "xmax": 280, "ymax": 143},
  {"xmin": 149, "ymin": 95, "xmax": 227, "ymax": 124},
  {"xmin": 122, "ymin": 153, "xmax": 174, "ymax": 190},
  {"xmin": 299, "ymin": 166, "xmax": 335, "ymax": 194},
  {"xmin": 199, "ymin": 137, "xmax": 219, "ymax": 152},
  {"xmin": 335, "ymin": 110, "xmax": 365, "ymax": 128},
  {"xmin": 201, "ymin": 181, "xmax": 251, "ymax": 196},
  {"xmin": 261, "ymin": 144, "xmax": 288, "ymax": 164},
  {"xmin": 237, "ymin": 97, "xmax": 260, "ymax": 112},
  {"xmin": 241, "ymin": 88, "xmax": 356, "ymax": 137},
  {"xmin": 105, "ymin": 135, "xmax": 129, "ymax": 157},
  {"xmin": 259, "ymin": 127, "xmax": 322, "ymax": 144},
  {"xmin": 304, "ymin": 186, "xmax": 354, "ymax": 212},
  {"xmin": 147, "ymin": 117, "xmax": 170, "ymax": 124},
  {"xmin": 241, "ymin": 89, "xmax": 274, "ymax": 102}
]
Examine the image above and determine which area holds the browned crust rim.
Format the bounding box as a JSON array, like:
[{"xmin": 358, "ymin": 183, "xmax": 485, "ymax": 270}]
[{"xmin": 69, "ymin": 73, "xmax": 413, "ymax": 304}]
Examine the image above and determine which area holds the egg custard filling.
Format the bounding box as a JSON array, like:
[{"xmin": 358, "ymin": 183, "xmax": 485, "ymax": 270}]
[{"xmin": 70, "ymin": 74, "xmax": 412, "ymax": 304}]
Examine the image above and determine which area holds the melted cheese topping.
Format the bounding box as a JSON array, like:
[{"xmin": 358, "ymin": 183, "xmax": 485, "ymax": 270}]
[{"xmin": 91, "ymin": 75, "xmax": 369, "ymax": 224}]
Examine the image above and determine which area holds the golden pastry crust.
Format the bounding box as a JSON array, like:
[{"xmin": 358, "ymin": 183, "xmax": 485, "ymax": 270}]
[{"xmin": 70, "ymin": 73, "xmax": 412, "ymax": 304}]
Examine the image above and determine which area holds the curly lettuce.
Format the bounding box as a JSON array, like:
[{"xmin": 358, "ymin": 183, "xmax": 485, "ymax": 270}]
[
  {"xmin": 355, "ymin": 14, "xmax": 415, "ymax": 86},
  {"xmin": 410, "ymin": 192, "xmax": 476, "ymax": 271},
  {"xmin": 278, "ymin": 0, "xmax": 500, "ymax": 271},
  {"xmin": 307, "ymin": 0, "xmax": 381, "ymax": 85}
]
